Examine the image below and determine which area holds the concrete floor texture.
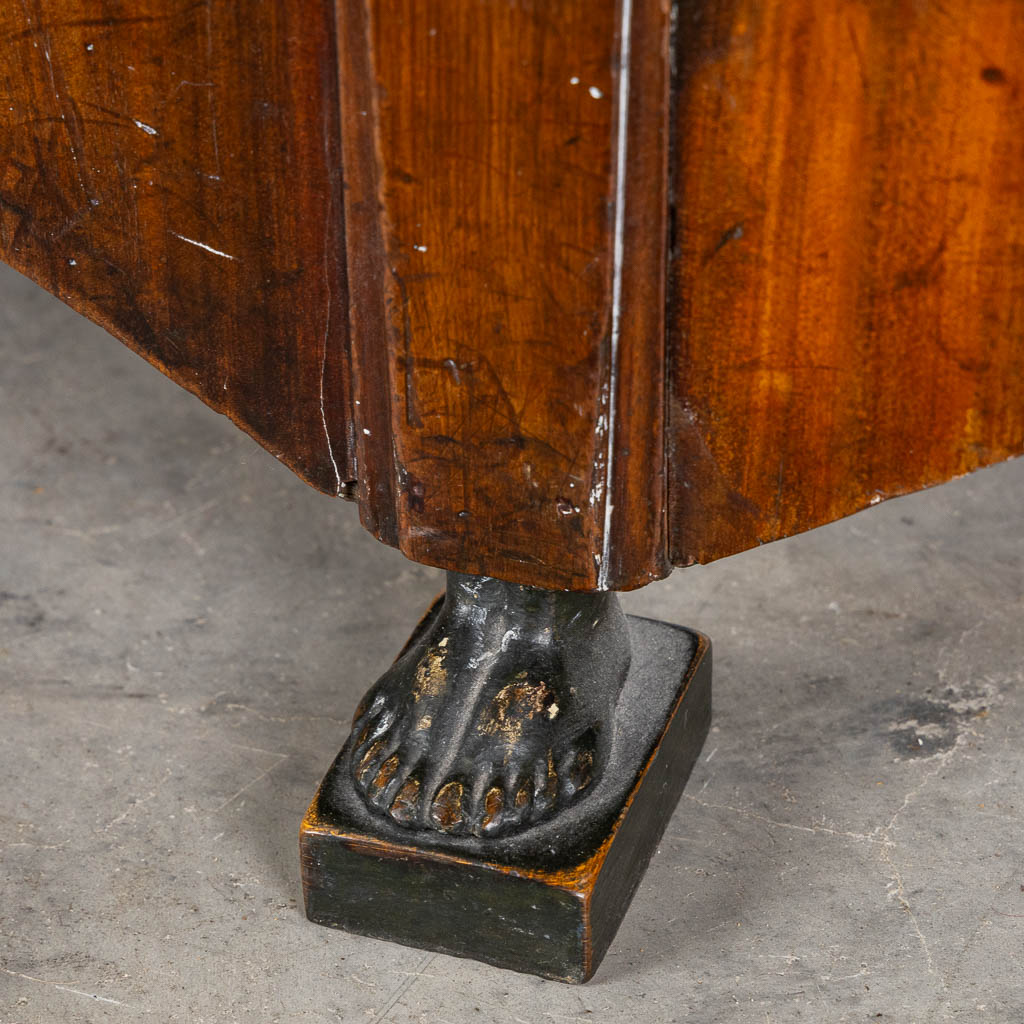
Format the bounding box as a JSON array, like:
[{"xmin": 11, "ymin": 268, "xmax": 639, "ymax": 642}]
[{"xmin": 0, "ymin": 261, "xmax": 1021, "ymax": 1024}]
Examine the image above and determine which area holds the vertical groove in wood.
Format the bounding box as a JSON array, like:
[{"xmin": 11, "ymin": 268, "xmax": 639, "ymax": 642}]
[
  {"xmin": 600, "ymin": 0, "xmax": 673, "ymax": 589},
  {"xmin": 334, "ymin": 0, "xmax": 400, "ymax": 542}
]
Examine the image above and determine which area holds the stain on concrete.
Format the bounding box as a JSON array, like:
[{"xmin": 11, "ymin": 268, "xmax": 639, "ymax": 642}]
[
  {"xmin": 879, "ymin": 685, "xmax": 994, "ymax": 759},
  {"xmin": 0, "ymin": 590, "xmax": 45, "ymax": 630}
]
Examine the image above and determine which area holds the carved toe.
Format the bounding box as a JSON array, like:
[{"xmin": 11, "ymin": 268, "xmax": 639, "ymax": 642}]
[
  {"xmin": 388, "ymin": 776, "xmax": 421, "ymax": 825},
  {"xmin": 429, "ymin": 779, "xmax": 467, "ymax": 834},
  {"xmin": 506, "ymin": 773, "xmax": 533, "ymax": 828},
  {"xmin": 532, "ymin": 749, "xmax": 559, "ymax": 816},
  {"xmin": 368, "ymin": 744, "xmax": 423, "ymax": 815},
  {"xmin": 353, "ymin": 702, "xmax": 395, "ymax": 760},
  {"xmin": 477, "ymin": 784, "xmax": 505, "ymax": 835},
  {"xmin": 559, "ymin": 728, "xmax": 598, "ymax": 801},
  {"xmin": 355, "ymin": 726, "xmax": 403, "ymax": 793},
  {"xmin": 355, "ymin": 738, "xmax": 386, "ymax": 787}
]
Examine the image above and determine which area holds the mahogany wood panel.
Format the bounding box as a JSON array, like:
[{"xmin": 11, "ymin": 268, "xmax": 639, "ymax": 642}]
[
  {"xmin": 3, "ymin": 1, "xmax": 1023, "ymax": 591},
  {"xmin": 337, "ymin": 0, "xmax": 673, "ymax": 590},
  {"xmin": 1, "ymin": 0, "xmax": 674, "ymax": 592},
  {"xmin": 0, "ymin": 0, "xmax": 354, "ymax": 492},
  {"xmin": 668, "ymin": 0, "xmax": 1024, "ymax": 565}
]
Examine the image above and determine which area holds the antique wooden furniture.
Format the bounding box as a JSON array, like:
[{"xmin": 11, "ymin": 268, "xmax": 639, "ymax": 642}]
[{"xmin": 3, "ymin": 0, "xmax": 1022, "ymax": 983}]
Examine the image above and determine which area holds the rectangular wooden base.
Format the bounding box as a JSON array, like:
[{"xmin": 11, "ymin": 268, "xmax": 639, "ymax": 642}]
[{"xmin": 300, "ymin": 618, "xmax": 711, "ymax": 983}]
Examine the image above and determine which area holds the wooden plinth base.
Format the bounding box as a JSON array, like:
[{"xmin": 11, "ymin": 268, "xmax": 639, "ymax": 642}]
[{"xmin": 300, "ymin": 616, "xmax": 711, "ymax": 983}]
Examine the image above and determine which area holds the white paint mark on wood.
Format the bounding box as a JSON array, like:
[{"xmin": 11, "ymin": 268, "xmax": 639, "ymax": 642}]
[
  {"xmin": 597, "ymin": 0, "xmax": 634, "ymax": 589},
  {"xmin": 168, "ymin": 232, "xmax": 235, "ymax": 260}
]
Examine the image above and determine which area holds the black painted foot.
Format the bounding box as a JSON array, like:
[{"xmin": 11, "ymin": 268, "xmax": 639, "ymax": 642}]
[
  {"xmin": 302, "ymin": 609, "xmax": 712, "ymax": 983},
  {"xmin": 347, "ymin": 573, "xmax": 630, "ymax": 838}
]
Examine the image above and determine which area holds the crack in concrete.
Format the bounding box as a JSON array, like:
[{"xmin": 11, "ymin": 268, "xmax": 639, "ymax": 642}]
[
  {"xmin": 370, "ymin": 951, "xmax": 437, "ymax": 1021},
  {"xmin": 208, "ymin": 752, "xmax": 289, "ymax": 815},
  {"xmin": 681, "ymin": 796, "xmax": 886, "ymax": 845},
  {"xmin": 1, "ymin": 965, "xmax": 145, "ymax": 1011}
]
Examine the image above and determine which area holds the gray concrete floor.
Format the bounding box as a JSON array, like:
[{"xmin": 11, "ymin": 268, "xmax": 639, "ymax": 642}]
[{"xmin": 0, "ymin": 261, "xmax": 1021, "ymax": 1024}]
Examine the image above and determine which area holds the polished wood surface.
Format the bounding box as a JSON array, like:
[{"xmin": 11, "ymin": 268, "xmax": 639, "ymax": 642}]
[
  {"xmin": 668, "ymin": 0, "xmax": 1024, "ymax": 565},
  {"xmin": 0, "ymin": 0, "xmax": 354, "ymax": 491},
  {"xmin": 3, "ymin": 1, "xmax": 1022, "ymax": 590},
  {"xmin": 337, "ymin": 0, "xmax": 672, "ymax": 590}
]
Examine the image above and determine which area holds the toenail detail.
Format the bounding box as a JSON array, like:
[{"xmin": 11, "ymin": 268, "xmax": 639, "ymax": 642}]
[
  {"xmin": 371, "ymin": 754, "xmax": 401, "ymax": 793},
  {"xmin": 389, "ymin": 778, "xmax": 420, "ymax": 824},
  {"xmin": 357, "ymin": 740, "xmax": 384, "ymax": 783},
  {"xmin": 481, "ymin": 786, "xmax": 504, "ymax": 830},
  {"xmin": 569, "ymin": 748, "xmax": 594, "ymax": 792},
  {"xmin": 430, "ymin": 781, "xmax": 465, "ymax": 833}
]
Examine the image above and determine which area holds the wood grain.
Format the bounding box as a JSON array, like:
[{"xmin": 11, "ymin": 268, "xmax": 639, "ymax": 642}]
[
  {"xmin": 668, "ymin": 0, "xmax": 1024, "ymax": 565},
  {"xmin": 0, "ymin": 0, "xmax": 354, "ymax": 492},
  {"xmin": 337, "ymin": 0, "xmax": 673, "ymax": 590},
  {"xmin": 3, "ymin": 0, "xmax": 1023, "ymax": 591}
]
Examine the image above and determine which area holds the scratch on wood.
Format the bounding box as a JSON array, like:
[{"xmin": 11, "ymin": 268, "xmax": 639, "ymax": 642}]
[
  {"xmin": 168, "ymin": 231, "xmax": 235, "ymax": 260},
  {"xmin": 704, "ymin": 221, "xmax": 745, "ymax": 264},
  {"xmin": 20, "ymin": 0, "xmax": 95, "ymax": 202}
]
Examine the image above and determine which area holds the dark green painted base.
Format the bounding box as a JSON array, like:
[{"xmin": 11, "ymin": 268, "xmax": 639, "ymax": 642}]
[{"xmin": 300, "ymin": 616, "xmax": 711, "ymax": 983}]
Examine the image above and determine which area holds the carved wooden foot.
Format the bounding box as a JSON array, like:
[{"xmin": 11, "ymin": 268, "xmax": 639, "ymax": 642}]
[{"xmin": 301, "ymin": 573, "xmax": 712, "ymax": 982}]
